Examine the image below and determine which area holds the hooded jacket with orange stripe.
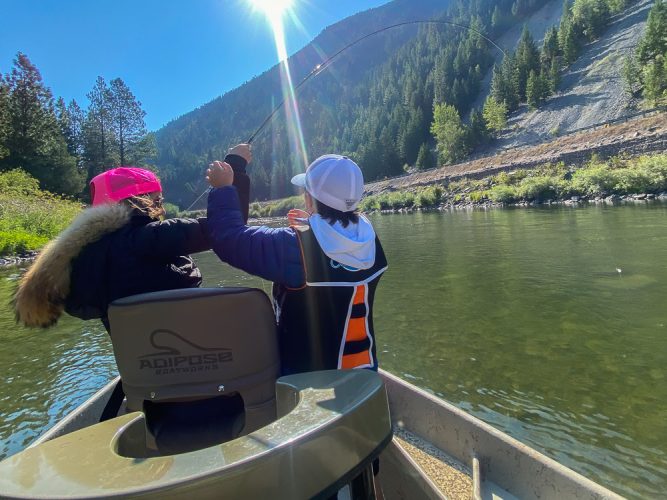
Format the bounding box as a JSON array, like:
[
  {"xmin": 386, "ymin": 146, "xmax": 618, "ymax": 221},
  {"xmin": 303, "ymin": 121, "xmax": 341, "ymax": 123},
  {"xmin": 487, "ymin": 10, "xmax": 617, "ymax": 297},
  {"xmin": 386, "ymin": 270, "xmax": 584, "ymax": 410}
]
[{"xmin": 207, "ymin": 186, "xmax": 387, "ymax": 375}]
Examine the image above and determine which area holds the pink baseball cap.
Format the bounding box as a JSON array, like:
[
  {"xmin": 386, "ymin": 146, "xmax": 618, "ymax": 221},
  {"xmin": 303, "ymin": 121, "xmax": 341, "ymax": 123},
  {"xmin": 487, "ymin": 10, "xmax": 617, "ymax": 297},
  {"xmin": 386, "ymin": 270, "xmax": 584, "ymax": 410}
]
[{"xmin": 90, "ymin": 167, "xmax": 162, "ymax": 206}]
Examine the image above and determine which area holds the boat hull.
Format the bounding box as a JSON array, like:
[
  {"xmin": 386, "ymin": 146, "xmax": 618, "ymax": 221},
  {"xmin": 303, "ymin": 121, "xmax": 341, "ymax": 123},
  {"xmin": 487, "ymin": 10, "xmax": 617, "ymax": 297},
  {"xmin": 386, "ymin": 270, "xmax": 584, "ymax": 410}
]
[{"xmin": 4, "ymin": 371, "xmax": 624, "ymax": 500}]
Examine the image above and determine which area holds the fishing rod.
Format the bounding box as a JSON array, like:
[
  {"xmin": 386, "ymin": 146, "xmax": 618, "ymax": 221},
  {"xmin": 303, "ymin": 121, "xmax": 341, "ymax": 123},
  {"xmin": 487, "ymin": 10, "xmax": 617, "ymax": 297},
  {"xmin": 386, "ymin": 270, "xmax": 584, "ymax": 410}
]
[
  {"xmin": 247, "ymin": 19, "xmax": 507, "ymax": 144},
  {"xmin": 184, "ymin": 19, "xmax": 508, "ymax": 212}
]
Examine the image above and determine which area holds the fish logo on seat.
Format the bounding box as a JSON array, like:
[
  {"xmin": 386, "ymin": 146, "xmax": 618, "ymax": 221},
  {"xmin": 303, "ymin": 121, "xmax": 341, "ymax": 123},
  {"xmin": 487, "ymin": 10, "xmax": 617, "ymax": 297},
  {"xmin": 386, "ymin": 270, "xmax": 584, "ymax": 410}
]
[{"xmin": 138, "ymin": 329, "xmax": 233, "ymax": 373}]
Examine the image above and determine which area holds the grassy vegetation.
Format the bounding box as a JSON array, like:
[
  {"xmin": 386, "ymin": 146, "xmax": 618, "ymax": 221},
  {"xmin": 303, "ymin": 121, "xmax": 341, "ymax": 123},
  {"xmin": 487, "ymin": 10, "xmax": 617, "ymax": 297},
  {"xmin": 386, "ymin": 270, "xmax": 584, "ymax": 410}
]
[
  {"xmin": 248, "ymin": 196, "xmax": 304, "ymax": 218},
  {"xmin": 180, "ymin": 154, "xmax": 667, "ymax": 220},
  {"xmin": 359, "ymin": 153, "xmax": 667, "ymax": 211},
  {"xmin": 0, "ymin": 170, "xmax": 82, "ymax": 254}
]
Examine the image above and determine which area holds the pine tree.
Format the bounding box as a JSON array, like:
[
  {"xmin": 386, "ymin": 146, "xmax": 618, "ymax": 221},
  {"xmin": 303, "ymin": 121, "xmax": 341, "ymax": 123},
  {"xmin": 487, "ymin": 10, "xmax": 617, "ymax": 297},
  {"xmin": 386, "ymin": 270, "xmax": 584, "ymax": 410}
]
[
  {"xmin": 637, "ymin": 0, "xmax": 667, "ymax": 65},
  {"xmin": 526, "ymin": 70, "xmax": 540, "ymax": 108},
  {"xmin": 0, "ymin": 77, "xmax": 9, "ymax": 161},
  {"xmin": 415, "ymin": 142, "xmax": 435, "ymax": 170},
  {"xmin": 55, "ymin": 97, "xmax": 84, "ymax": 163},
  {"xmin": 1, "ymin": 52, "xmax": 82, "ymax": 195},
  {"xmin": 516, "ymin": 26, "xmax": 541, "ymax": 100},
  {"xmin": 83, "ymin": 76, "xmax": 116, "ymax": 181},
  {"xmin": 398, "ymin": 107, "xmax": 424, "ymax": 164},
  {"xmin": 549, "ymin": 58, "xmax": 561, "ymax": 93},
  {"xmin": 483, "ymin": 96, "xmax": 508, "ymax": 135},
  {"xmin": 67, "ymin": 100, "xmax": 85, "ymax": 164},
  {"xmin": 622, "ymin": 55, "xmax": 641, "ymax": 96},
  {"xmin": 491, "ymin": 6, "xmax": 503, "ymax": 31},
  {"xmin": 109, "ymin": 78, "xmax": 152, "ymax": 166},
  {"xmin": 642, "ymin": 55, "xmax": 667, "ymax": 105},
  {"xmin": 572, "ymin": 0, "xmax": 610, "ymax": 42},
  {"xmin": 466, "ymin": 108, "xmax": 490, "ymax": 149},
  {"xmin": 491, "ymin": 55, "xmax": 520, "ymax": 111},
  {"xmin": 3, "ymin": 53, "xmax": 56, "ymax": 169},
  {"xmin": 562, "ymin": 23, "xmax": 579, "ymax": 65},
  {"xmin": 630, "ymin": 1, "xmax": 667, "ymax": 104},
  {"xmin": 559, "ymin": 0, "xmax": 572, "ymax": 38},
  {"xmin": 607, "ymin": 0, "xmax": 628, "ymax": 13},
  {"xmin": 541, "ymin": 27, "xmax": 560, "ymax": 71},
  {"xmin": 430, "ymin": 103, "xmax": 468, "ymax": 165}
]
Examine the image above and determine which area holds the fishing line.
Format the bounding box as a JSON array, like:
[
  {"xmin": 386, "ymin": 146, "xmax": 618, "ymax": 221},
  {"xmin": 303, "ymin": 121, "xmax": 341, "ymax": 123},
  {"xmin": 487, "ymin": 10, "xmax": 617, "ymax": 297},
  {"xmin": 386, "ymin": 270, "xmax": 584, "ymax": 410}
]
[
  {"xmin": 247, "ymin": 19, "xmax": 507, "ymax": 144},
  {"xmin": 184, "ymin": 19, "xmax": 508, "ymax": 212}
]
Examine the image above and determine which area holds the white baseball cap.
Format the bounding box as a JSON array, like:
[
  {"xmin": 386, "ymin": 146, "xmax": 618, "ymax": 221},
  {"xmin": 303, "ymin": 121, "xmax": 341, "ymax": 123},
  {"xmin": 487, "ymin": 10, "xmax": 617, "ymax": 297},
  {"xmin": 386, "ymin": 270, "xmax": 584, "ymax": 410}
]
[{"xmin": 291, "ymin": 155, "xmax": 364, "ymax": 212}]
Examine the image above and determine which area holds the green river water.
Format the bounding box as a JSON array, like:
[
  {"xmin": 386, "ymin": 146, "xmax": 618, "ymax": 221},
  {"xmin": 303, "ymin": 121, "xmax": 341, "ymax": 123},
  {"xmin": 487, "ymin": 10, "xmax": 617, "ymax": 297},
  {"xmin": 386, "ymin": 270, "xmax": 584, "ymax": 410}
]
[{"xmin": 1, "ymin": 204, "xmax": 666, "ymax": 498}]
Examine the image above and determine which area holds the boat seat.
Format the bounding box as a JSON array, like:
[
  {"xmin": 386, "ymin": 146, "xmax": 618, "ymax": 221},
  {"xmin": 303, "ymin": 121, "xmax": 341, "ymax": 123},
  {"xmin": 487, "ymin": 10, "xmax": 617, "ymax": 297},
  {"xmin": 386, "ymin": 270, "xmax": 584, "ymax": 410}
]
[
  {"xmin": 0, "ymin": 370, "xmax": 392, "ymax": 499},
  {"xmin": 107, "ymin": 287, "xmax": 280, "ymax": 454}
]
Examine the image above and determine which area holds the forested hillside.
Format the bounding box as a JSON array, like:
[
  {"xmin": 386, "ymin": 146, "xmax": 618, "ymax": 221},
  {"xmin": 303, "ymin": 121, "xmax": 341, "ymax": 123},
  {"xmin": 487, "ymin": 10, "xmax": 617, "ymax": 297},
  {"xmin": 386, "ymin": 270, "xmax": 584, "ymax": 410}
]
[
  {"xmin": 156, "ymin": 0, "xmax": 646, "ymax": 207},
  {"xmin": 156, "ymin": 0, "xmax": 546, "ymax": 205}
]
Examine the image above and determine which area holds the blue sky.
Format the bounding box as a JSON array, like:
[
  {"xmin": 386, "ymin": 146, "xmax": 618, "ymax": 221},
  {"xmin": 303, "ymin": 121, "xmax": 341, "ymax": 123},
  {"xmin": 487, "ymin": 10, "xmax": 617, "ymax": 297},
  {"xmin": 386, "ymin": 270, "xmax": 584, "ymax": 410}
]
[{"xmin": 0, "ymin": 0, "xmax": 389, "ymax": 130}]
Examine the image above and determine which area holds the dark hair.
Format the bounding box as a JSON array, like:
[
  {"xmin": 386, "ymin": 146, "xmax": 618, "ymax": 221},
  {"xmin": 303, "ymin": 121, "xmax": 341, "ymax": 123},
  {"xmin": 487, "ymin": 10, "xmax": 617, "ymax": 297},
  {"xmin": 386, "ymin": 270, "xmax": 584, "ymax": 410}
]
[{"xmin": 315, "ymin": 199, "xmax": 359, "ymax": 228}]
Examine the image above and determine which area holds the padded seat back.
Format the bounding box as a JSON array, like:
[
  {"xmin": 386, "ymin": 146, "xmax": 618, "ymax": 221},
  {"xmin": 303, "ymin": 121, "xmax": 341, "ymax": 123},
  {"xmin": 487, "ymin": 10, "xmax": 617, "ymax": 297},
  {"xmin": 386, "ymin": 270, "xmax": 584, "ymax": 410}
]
[{"xmin": 108, "ymin": 287, "xmax": 279, "ymax": 447}]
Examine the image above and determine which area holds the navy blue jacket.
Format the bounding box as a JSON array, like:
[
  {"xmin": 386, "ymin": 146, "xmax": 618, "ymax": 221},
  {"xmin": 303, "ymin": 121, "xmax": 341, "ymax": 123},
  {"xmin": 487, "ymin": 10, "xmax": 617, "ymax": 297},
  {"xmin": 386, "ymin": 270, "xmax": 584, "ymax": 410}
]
[
  {"xmin": 67, "ymin": 155, "xmax": 250, "ymax": 331},
  {"xmin": 207, "ymin": 187, "xmax": 305, "ymax": 288}
]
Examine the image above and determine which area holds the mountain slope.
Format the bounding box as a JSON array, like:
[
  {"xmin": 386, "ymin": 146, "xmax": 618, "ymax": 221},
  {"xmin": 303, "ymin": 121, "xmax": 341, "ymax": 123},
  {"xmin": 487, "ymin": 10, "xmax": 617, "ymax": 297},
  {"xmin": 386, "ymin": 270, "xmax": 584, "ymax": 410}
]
[
  {"xmin": 470, "ymin": 0, "xmax": 565, "ymax": 113},
  {"xmin": 156, "ymin": 0, "xmax": 450, "ymax": 205},
  {"xmin": 496, "ymin": 0, "xmax": 654, "ymax": 148}
]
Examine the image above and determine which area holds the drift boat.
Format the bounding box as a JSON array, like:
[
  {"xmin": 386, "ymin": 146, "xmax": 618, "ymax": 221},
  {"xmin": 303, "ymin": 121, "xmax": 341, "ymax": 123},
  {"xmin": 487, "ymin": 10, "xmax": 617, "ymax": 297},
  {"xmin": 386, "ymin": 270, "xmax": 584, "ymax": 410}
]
[{"xmin": 0, "ymin": 288, "xmax": 623, "ymax": 499}]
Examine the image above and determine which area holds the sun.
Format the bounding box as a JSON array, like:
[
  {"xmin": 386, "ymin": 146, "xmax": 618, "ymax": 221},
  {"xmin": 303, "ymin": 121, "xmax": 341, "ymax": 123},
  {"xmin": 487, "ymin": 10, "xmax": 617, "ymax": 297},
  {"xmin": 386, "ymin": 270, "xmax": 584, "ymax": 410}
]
[{"xmin": 248, "ymin": 0, "xmax": 293, "ymax": 20}]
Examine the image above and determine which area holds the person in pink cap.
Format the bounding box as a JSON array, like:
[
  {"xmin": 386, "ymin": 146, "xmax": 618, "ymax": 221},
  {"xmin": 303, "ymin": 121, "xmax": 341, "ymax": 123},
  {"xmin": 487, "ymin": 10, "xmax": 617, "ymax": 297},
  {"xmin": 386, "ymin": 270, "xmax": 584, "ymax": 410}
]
[{"xmin": 15, "ymin": 145, "xmax": 253, "ymax": 332}]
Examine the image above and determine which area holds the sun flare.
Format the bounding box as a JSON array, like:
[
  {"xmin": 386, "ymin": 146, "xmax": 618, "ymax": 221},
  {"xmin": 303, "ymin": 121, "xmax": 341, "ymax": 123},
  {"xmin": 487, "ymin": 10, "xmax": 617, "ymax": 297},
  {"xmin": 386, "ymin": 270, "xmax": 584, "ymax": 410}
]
[
  {"xmin": 247, "ymin": 0, "xmax": 308, "ymax": 172},
  {"xmin": 248, "ymin": 0, "xmax": 293, "ymax": 20}
]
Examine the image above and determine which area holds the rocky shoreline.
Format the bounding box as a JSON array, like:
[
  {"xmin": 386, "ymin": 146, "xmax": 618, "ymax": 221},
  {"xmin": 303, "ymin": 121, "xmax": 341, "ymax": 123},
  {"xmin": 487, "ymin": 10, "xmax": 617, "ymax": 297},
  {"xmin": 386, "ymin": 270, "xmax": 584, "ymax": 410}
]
[
  {"xmin": 370, "ymin": 192, "xmax": 667, "ymax": 213},
  {"xmin": 5, "ymin": 193, "xmax": 666, "ymax": 267},
  {"xmin": 0, "ymin": 251, "xmax": 39, "ymax": 269}
]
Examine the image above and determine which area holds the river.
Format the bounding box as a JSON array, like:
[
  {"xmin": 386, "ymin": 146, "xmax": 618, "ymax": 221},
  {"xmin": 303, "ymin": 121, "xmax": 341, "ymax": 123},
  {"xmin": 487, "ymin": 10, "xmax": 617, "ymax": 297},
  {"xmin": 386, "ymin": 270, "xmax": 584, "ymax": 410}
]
[{"xmin": 1, "ymin": 204, "xmax": 666, "ymax": 498}]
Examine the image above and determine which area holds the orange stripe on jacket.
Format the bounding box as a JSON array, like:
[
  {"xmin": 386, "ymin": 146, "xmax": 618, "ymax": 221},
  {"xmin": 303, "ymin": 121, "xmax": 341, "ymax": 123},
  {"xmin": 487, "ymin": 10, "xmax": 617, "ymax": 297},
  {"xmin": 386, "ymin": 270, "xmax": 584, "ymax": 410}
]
[
  {"xmin": 339, "ymin": 284, "xmax": 372, "ymax": 368},
  {"xmin": 341, "ymin": 351, "xmax": 372, "ymax": 369}
]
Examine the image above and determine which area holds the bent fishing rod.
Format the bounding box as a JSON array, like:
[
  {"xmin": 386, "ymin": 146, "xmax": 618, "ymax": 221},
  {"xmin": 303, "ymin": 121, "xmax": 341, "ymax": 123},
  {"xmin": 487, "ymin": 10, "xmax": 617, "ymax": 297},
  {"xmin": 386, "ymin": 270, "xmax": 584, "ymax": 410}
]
[{"xmin": 184, "ymin": 19, "xmax": 508, "ymax": 212}]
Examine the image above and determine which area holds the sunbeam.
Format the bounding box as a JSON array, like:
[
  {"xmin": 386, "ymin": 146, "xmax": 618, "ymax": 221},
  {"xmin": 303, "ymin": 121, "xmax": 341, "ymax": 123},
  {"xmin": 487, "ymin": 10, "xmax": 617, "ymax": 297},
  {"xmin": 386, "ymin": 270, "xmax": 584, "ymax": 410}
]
[{"xmin": 248, "ymin": 0, "xmax": 308, "ymax": 172}]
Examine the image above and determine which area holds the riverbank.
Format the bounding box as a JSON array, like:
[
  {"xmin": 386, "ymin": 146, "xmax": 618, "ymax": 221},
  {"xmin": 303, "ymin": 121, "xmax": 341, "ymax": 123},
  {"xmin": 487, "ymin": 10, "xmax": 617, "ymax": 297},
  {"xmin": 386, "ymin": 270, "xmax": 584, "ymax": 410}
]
[
  {"xmin": 7, "ymin": 152, "xmax": 665, "ymax": 264},
  {"xmin": 0, "ymin": 170, "xmax": 82, "ymax": 265},
  {"xmin": 247, "ymin": 152, "xmax": 667, "ymax": 216}
]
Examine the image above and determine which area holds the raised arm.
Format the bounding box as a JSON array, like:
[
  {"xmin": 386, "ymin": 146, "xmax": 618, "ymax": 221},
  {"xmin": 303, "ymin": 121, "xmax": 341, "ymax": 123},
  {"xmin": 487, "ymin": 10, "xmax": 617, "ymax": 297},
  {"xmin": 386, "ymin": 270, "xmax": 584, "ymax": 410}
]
[{"xmin": 206, "ymin": 182, "xmax": 305, "ymax": 288}]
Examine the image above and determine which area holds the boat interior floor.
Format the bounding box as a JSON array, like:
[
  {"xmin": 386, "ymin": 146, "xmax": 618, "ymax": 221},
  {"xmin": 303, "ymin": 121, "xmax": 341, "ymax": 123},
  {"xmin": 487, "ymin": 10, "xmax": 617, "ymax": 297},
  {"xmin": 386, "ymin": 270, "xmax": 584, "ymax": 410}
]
[{"xmin": 393, "ymin": 427, "xmax": 472, "ymax": 500}]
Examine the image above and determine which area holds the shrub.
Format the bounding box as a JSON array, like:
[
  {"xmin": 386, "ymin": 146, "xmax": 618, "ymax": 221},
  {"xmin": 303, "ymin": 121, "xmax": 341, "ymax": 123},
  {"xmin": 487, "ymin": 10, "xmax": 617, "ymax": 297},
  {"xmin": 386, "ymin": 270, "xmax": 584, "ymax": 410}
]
[
  {"xmin": 488, "ymin": 185, "xmax": 519, "ymax": 203},
  {"xmin": 414, "ymin": 185, "xmax": 443, "ymax": 207},
  {"xmin": 633, "ymin": 154, "xmax": 667, "ymax": 192},
  {"xmin": 359, "ymin": 195, "xmax": 381, "ymax": 212},
  {"xmin": 494, "ymin": 171, "xmax": 511, "ymax": 185},
  {"xmin": 539, "ymin": 162, "xmax": 568, "ymax": 177},
  {"xmin": 517, "ymin": 176, "xmax": 560, "ymax": 202},
  {"xmin": 0, "ymin": 169, "xmax": 42, "ymax": 196},
  {"xmin": 469, "ymin": 190, "xmax": 487, "ymax": 203},
  {"xmin": 612, "ymin": 168, "xmax": 651, "ymax": 194},
  {"xmin": 571, "ymin": 166, "xmax": 617, "ymax": 196},
  {"xmin": 0, "ymin": 230, "xmax": 48, "ymax": 255}
]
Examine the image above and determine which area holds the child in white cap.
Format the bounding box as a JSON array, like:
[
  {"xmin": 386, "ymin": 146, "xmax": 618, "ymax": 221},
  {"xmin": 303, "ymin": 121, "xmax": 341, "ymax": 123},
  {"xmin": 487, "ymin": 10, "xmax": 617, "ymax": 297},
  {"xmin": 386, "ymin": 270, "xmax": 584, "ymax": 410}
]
[{"xmin": 206, "ymin": 154, "xmax": 387, "ymax": 376}]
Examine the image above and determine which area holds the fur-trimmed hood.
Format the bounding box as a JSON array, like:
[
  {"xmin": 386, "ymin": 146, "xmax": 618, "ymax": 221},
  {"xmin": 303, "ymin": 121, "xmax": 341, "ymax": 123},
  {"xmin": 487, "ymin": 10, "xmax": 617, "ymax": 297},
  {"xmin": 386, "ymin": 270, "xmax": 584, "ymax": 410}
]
[{"xmin": 14, "ymin": 204, "xmax": 132, "ymax": 328}]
